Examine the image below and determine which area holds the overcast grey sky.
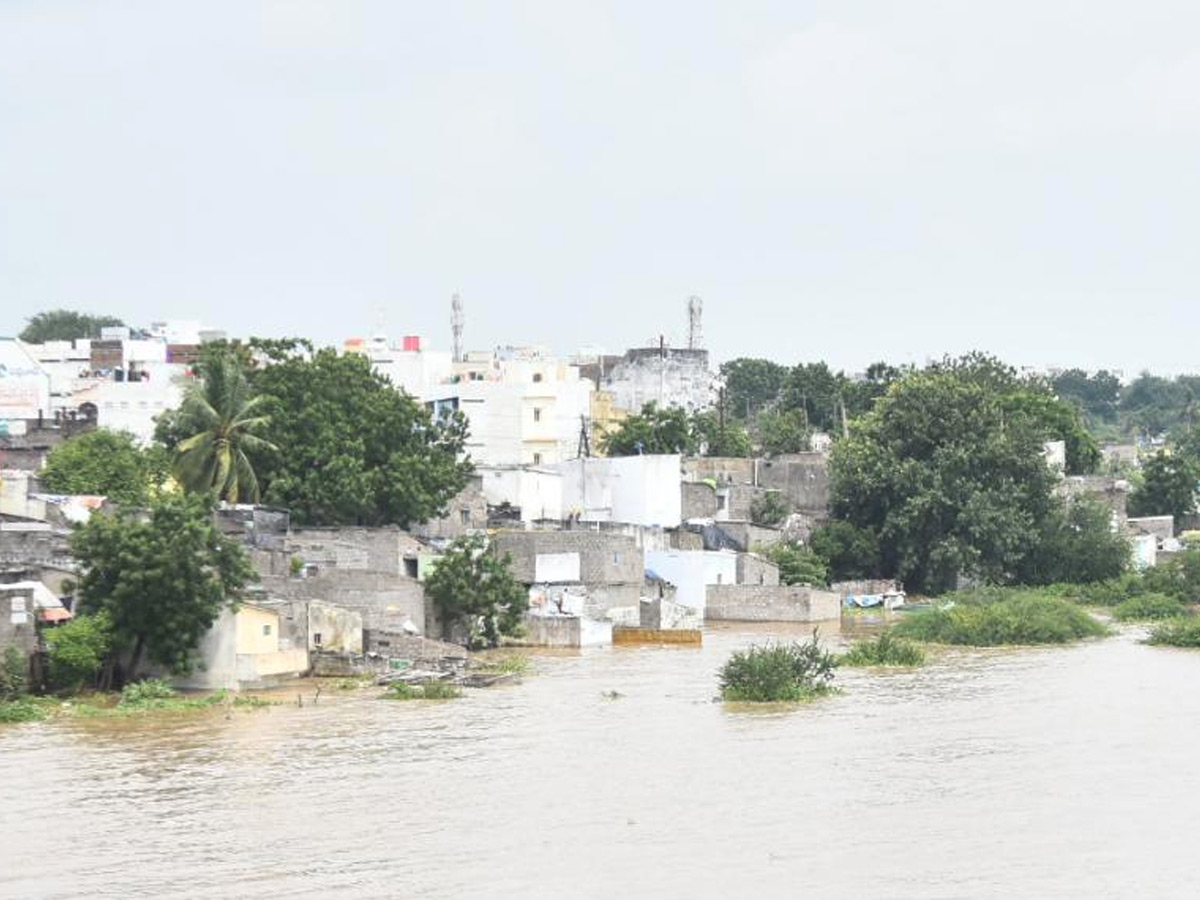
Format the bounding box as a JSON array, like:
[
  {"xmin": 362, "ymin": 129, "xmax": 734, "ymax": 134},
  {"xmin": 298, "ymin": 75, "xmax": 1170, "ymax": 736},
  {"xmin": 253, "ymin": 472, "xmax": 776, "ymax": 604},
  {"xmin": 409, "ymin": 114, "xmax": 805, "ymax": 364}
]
[{"xmin": 2, "ymin": 1, "xmax": 1197, "ymax": 375}]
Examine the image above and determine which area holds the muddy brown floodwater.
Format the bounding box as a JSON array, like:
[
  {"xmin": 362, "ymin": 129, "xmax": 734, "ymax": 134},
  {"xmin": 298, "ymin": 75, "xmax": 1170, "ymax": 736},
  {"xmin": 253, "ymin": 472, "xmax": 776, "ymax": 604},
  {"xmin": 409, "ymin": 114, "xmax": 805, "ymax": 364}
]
[{"xmin": 3, "ymin": 621, "xmax": 1200, "ymax": 899}]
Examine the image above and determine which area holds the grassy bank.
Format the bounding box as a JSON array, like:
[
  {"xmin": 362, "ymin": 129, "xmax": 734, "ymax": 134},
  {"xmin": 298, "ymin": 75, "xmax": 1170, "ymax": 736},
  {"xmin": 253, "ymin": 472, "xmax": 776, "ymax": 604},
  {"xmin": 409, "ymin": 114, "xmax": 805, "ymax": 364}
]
[
  {"xmin": 893, "ymin": 588, "xmax": 1108, "ymax": 646},
  {"xmin": 838, "ymin": 632, "xmax": 926, "ymax": 667},
  {"xmin": 0, "ymin": 679, "xmax": 273, "ymax": 725},
  {"xmin": 719, "ymin": 636, "xmax": 837, "ymax": 702},
  {"xmin": 1112, "ymin": 593, "xmax": 1187, "ymax": 622}
]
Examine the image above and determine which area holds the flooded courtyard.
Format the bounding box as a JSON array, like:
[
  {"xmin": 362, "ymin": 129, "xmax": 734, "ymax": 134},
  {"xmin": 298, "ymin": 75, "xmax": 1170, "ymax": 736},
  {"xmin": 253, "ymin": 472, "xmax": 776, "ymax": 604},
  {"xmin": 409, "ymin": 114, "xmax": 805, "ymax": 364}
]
[{"xmin": 3, "ymin": 622, "xmax": 1199, "ymax": 899}]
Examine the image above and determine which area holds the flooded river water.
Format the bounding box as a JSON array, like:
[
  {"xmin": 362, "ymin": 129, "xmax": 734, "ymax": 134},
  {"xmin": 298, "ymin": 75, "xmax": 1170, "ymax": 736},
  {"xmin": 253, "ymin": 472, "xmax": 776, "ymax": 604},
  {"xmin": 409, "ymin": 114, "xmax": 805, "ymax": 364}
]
[{"xmin": 3, "ymin": 621, "xmax": 1200, "ymax": 899}]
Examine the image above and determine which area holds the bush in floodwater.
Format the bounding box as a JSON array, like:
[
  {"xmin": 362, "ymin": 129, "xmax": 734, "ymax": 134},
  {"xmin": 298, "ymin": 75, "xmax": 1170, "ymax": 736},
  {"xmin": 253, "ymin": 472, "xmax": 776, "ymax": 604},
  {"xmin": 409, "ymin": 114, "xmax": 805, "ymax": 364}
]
[
  {"xmin": 718, "ymin": 634, "xmax": 836, "ymax": 702},
  {"xmin": 838, "ymin": 632, "xmax": 926, "ymax": 667},
  {"xmin": 1112, "ymin": 592, "xmax": 1187, "ymax": 622},
  {"xmin": 119, "ymin": 678, "xmax": 178, "ymax": 707},
  {"xmin": 893, "ymin": 589, "xmax": 1108, "ymax": 646},
  {"xmin": 1146, "ymin": 617, "xmax": 1200, "ymax": 648},
  {"xmin": 0, "ymin": 698, "xmax": 49, "ymax": 724},
  {"xmin": 387, "ymin": 681, "xmax": 461, "ymax": 701},
  {"xmin": 1, "ymin": 647, "xmax": 28, "ymax": 701}
]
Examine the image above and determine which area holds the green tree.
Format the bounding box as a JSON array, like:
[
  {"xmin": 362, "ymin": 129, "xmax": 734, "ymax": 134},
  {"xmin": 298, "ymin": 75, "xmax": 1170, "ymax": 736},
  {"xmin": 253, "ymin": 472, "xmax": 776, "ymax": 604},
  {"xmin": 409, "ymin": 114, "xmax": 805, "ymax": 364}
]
[
  {"xmin": 1001, "ymin": 388, "xmax": 1101, "ymax": 474},
  {"xmin": 1128, "ymin": 451, "xmax": 1198, "ymax": 526},
  {"xmin": 809, "ymin": 521, "xmax": 881, "ymax": 581},
  {"xmin": 831, "ymin": 360, "xmax": 1061, "ymax": 594},
  {"xmin": 780, "ymin": 362, "xmax": 846, "ymax": 433},
  {"xmin": 601, "ymin": 402, "xmax": 696, "ymax": 456},
  {"xmin": 762, "ymin": 542, "xmax": 828, "ymax": 586},
  {"xmin": 19, "ymin": 309, "xmax": 125, "ymax": 343},
  {"xmin": 249, "ymin": 348, "xmax": 471, "ymax": 526},
  {"xmin": 755, "ymin": 408, "xmax": 811, "ymax": 456},
  {"xmin": 691, "ymin": 410, "xmax": 753, "ymax": 457},
  {"xmin": 842, "ymin": 362, "xmax": 906, "ymax": 420},
  {"xmin": 1018, "ymin": 496, "xmax": 1130, "ymax": 585},
  {"xmin": 172, "ymin": 352, "xmax": 276, "ymax": 502},
  {"xmin": 719, "ymin": 358, "xmax": 788, "ymax": 419},
  {"xmin": 71, "ymin": 494, "xmax": 255, "ymax": 678},
  {"xmin": 44, "ymin": 612, "xmax": 113, "ymax": 691},
  {"xmin": 1052, "ymin": 368, "xmax": 1121, "ymax": 424},
  {"xmin": 1120, "ymin": 373, "xmax": 1197, "ymax": 437},
  {"xmin": 424, "ymin": 535, "xmax": 527, "ymax": 649},
  {"xmin": 750, "ymin": 490, "xmax": 790, "ymax": 527},
  {"xmin": 40, "ymin": 430, "xmax": 163, "ymax": 506}
]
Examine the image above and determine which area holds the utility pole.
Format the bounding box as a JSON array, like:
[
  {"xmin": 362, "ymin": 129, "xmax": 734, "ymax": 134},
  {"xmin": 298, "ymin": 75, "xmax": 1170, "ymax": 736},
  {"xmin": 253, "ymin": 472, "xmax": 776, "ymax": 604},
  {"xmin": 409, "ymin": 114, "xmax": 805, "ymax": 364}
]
[
  {"xmin": 718, "ymin": 385, "xmax": 726, "ymax": 454},
  {"xmin": 576, "ymin": 414, "xmax": 591, "ymax": 459}
]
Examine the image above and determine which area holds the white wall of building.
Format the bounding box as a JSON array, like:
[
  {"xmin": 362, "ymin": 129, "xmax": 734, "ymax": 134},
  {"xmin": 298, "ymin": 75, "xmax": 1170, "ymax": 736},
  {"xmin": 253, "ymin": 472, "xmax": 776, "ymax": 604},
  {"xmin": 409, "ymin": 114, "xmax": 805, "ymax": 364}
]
[
  {"xmin": 560, "ymin": 454, "xmax": 682, "ymax": 528},
  {"xmin": 0, "ymin": 340, "xmax": 51, "ymax": 421},
  {"xmin": 645, "ymin": 549, "xmax": 738, "ymax": 613},
  {"xmin": 478, "ymin": 466, "xmax": 563, "ymax": 522}
]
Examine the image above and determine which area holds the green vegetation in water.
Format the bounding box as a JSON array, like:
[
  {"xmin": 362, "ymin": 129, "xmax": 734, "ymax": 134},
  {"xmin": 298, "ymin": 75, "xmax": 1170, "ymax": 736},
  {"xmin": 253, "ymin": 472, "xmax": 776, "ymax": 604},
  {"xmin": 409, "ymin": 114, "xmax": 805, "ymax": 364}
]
[
  {"xmin": 719, "ymin": 634, "xmax": 837, "ymax": 703},
  {"xmin": 838, "ymin": 632, "xmax": 926, "ymax": 667},
  {"xmin": 474, "ymin": 652, "xmax": 532, "ymax": 676},
  {"xmin": 82, "ymin": 680, "xmax": 273, "ymax": 716},
  {"xmin": 893, "ymin": 588, "xmax": 1108, "ymax": 646},
  {"xmin": 1146, "ymin": 617, "xmax": 1200, "ymax": 648},
  {"xmin": 386, "ymin": 680, "xmax": 462, "ymax": 701},
  {"xmin": 0, "ymin": 697, "xmax": 55, "ymax": 724},
  {"xmin": 1112, "ymin": 593, "xmax": 1188, "ymax": 622}
]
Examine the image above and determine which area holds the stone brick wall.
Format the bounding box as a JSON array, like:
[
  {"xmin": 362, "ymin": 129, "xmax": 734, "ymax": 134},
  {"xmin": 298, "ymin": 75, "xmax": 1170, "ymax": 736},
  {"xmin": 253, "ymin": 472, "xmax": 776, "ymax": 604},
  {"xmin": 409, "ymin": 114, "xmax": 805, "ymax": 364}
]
[
  {"xmin": 0, "ymin": 587, "xmax": 38, "ymax": 657},
  {"xmin": 259, "ymin": 570, "xmax": 426, "ymax": 635},
  {"xmin": 736, "ymin": 553, "xmax": 780, "ymax": 586},
  {"xmin": 287, "ymin": 526, "xmax": 424, "ymax": 576},
  {"xmin": 705, "ymin": 584, "xmax": 841, "ymax": 622},
  {"xmin": 758, "ymin": 453, "xmax": 831, "ymax": 517},
  {"xmin": 682, "ymin": 456, "xmax": 756, "ymax": 485},
  {"xmin": 830, "ymin": 579, "xmax": 900, "ymax": 597},
  {"xmin": 491, "ymin": 529, "xmax": 643, "ymax": 585},
  {"xmin": 410, "ymin": 477, "xmax": 489, "ymax": 541},
  {"xmin": 517, "ymin": 614, "xmax": 581, "ymax": 648},
  {"xmin": 681, "ymin": 482, "xmax": 718, "ymax": 520},
  {"xmin": 710, "ymin": 522, "xmax": 784, "ymax": 553}
]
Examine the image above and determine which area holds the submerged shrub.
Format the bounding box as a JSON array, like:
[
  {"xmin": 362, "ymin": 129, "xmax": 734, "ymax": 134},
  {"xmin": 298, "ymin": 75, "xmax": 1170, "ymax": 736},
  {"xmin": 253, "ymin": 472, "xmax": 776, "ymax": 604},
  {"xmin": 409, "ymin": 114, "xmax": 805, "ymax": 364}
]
[
  {"xmin": 1146, "ymin": 618, "xmax": 1200, "ymax": 648},
  {"xmin": 719, "ymin": 634, "xmax": 836, "ymax": 702},
  {"xmin": 386, "ymin": 680, "xmax": 461, "ymax": 701},
  {"xmin": 1112, "ymin": 593, "xmax": 1187, "ymax": 622},
  {"xmin": 45, "ymin": 612, "xmax": 113, "ymax": 692},
  {"xmin": 119, "ymin": 679, "xmax": 178, "ymax": 707},
  {"xmin": 893, "ymin": 589, "xmax": 1108, "ymax": 646},
  {"xmin": 1, "ymin": 648, "xmax": 28, "ymax": 701},
  {"xmin": 838, "ymin": 632, "xmax": 926, "ymax": 667},
  {"xmin": 0, "ymin": 698, "xmax": 48, "ymax": 724}
]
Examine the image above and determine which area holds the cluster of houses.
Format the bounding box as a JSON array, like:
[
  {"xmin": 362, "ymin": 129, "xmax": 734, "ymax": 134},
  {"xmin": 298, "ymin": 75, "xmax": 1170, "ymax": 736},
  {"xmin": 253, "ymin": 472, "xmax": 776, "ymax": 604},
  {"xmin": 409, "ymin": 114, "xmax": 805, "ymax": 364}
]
[{"xmin": 1, "ymin": 301, "xmax": 1187, "ymax": 691}]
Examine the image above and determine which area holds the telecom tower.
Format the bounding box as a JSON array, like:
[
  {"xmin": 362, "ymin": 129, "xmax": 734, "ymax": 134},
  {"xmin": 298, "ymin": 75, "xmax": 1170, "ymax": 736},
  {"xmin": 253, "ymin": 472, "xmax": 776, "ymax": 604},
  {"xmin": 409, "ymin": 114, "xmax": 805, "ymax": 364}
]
[
  {"xmin": 687, "ymin": 295, "xmax": 703, "ymax": 350},
  {"xmin": 451, "ymin": 293, "xmax": 464, "ymax": 362}
]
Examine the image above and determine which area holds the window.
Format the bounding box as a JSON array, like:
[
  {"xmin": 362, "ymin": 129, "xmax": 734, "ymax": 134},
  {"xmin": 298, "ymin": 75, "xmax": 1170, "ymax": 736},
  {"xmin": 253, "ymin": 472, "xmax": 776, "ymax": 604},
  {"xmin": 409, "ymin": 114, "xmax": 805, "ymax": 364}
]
[
  {"xmin": 613, "ymin": 552, "xmax": 621, "ymax": 564},
  {"xmin": 717, "ymin": 494, "xmax": 727, "ymax": 511},
  {"xmin": 313, "ymin": 632, "xmax": 322, "ymax": 646},
  {"xmin": 533, "ymin": 407, "xmax": 542, "ymax": 422},
  {"xmin": 533, "ymin": 373, "xmax": 543, "ymax": 383},
  {"xmin": 532, "ymin": 453, "xmax": 542, "ymax": 465},
  {"xmin": 716, "ymin": 573, "xmax": 724, "ymax": 585},
  {"xmin": 404, "ymin": 558, "xmax": 419, "ymax": 578},
  {"xmin": 460, "ymin": 508, "xmax": 471, "ymax": 524},
  {"xmin": 262, "ymin": 624, "xmax": 272, "ymax": 636}
]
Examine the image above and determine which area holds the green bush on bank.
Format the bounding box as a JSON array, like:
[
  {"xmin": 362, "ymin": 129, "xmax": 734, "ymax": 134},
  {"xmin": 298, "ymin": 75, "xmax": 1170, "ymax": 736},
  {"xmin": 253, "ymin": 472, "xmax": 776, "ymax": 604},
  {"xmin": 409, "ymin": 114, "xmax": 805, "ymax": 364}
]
[
  {"xmin": 1146, "ymin": 618, "xmax": 1200, "ymax": 648},
  {"xmin": 893, "ymin": 589, "xmax": 1108, "ymax": 646},
  {"xmin": 838, "ymin": 632, "xmax": 926, "ymax": 667},
  {"xmin": 1112, "ymin": 593, "xmax": 1187, "ymax": 622},
  {"xmin": 719, "ymin": 634, "xmax": 837, "ymax": 702}
]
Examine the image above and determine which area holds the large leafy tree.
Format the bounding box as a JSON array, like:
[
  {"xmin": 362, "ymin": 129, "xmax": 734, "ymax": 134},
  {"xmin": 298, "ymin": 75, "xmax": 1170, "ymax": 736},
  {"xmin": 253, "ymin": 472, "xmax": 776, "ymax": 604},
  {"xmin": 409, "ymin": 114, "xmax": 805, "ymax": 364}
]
[
  {"xmin": 809, "ymin": 520, "xmax": 882, "ymax": 581},
  {"xmin": 1052, "ymin": 368, "xmax": 1121, "ymax": 425},
  {"xmin": 719, "ymin": 358, "xmax": 788, "ymax": 420},
  {"xmin": 424, "ymin": 534, "xmax": 527, "ymax": 648},
  {"xmin": 780, "ymin": 362, "xmax": 846, "ymax": 433},
  {"xmin": 1128, "ymin": 451, "xmax": 1198, "ymax": 527},
  {"xmin": 40, "ymin": 429, "xmax": 166, "ymax": 506},
  {"xmin": 755, "ymin": 408, "xmax": 811, "ymax": 456},
  {"xmin": 71, "ymin": 494, "xmax": 254, "ymax": 678},
  {"xmin": 1017, "ymin": 495, "xmax": 1130, "ymax": 585},
  {"xmin": 20, "ymin": 309, "xmax": 125, "ymax": 343},
  {"xmin": 831, "ymin": 360, "xmax": 1063, "ymax": 594},
  {"xmin": 601, "ymin": 402, "xmax": 697, "ymax": 456},
  {"xmin": 173, "ymin": 352, "xmax": 275, "ymax": 502},
  {"xmin": 691, "ymin": 410, "xmax": 753, "ymax": 457},
  {"xmin": 1120, "ymin": 373, "xmax": 1200, "ymax": 437},
  {"xmin": 251, "ymin": 348, "xmax": 471, "ymax": 526}
]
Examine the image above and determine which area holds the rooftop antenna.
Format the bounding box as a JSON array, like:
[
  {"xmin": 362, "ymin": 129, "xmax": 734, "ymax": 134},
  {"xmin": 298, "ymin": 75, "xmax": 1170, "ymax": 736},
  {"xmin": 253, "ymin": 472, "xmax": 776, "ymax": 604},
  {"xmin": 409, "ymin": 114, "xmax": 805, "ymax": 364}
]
[
  {"xmin": 451, "ymin": 293, "xmax": 464, "ymax": 362},
  {"xmin": 687, "ymin": 295, "xmax": 703, "ymax": 350}
]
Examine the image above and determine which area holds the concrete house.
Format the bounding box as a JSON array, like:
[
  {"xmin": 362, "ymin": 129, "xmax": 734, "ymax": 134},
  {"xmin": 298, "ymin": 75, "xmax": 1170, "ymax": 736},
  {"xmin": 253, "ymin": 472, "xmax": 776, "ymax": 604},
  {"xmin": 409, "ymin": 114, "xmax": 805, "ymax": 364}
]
[{"xmin": 171, "ymin": 603, "xmax": 309, "ymax": 691}]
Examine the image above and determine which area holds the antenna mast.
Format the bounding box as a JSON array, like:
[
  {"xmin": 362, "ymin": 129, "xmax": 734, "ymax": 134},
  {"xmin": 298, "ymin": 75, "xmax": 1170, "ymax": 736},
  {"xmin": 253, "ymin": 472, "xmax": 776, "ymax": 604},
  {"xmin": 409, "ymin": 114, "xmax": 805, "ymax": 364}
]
[
  {"xmin": 451, "ymin": 293, "xmax": 464, "ymax": 362},
  {"xmin": 687, "ymin": 295, "xmax": 703, "ymax": 350}
]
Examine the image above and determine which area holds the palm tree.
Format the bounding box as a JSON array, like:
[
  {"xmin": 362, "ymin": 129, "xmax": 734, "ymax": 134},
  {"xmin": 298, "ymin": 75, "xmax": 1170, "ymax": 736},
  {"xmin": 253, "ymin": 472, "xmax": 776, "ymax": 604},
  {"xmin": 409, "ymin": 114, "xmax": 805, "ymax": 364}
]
[{"xmin": 173, "ymin": 354, "xmax": 276, "ymax": 502}]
